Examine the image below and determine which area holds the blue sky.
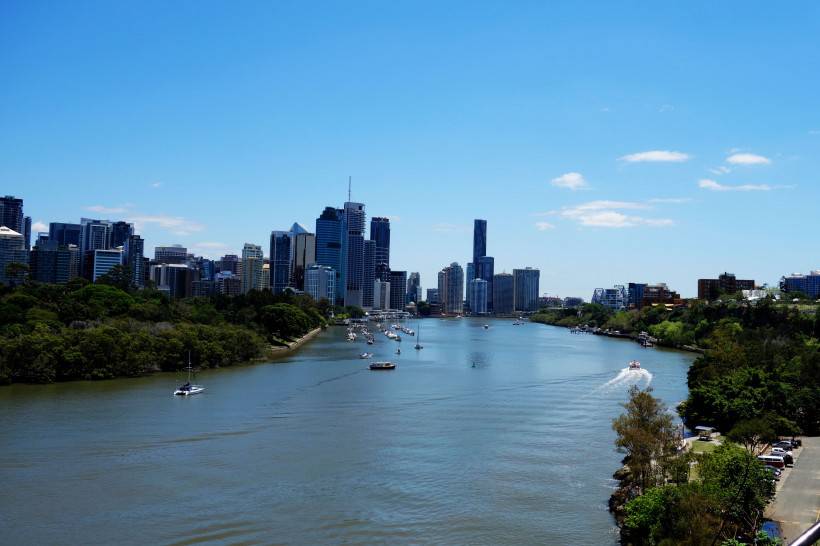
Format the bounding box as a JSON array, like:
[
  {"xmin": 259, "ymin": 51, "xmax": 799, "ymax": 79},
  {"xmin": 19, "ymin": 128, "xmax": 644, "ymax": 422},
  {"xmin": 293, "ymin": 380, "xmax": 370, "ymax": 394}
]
[{"xmin": 2, "ymin": 1, "xmax": 818, "ymax": 298}]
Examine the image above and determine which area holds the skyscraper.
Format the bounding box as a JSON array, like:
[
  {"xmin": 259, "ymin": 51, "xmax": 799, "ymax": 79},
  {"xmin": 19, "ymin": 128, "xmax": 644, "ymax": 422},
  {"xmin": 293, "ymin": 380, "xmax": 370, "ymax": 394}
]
[
  {"xmin": 0, "ymin": 196, "xmax": 24, "ymax": 233},
  {"xmin": 389, "ymin": 270, "xmax": 407, "ymax": 310},
  {"xmin": 513, "ymin": 268, "xmax": 540, "ymax": 312},
  {"xmin": 49, "ymin": 222, "xmax": 82, "ymax": 246},
  {"xmin": 154, "ymin": 245, "xmax": 188, "ymax": 264},
  {"xmin": 30, "ymin": 241, "xmax": 79, "ymax": 284},
  {"xmin": 0, "ymin": 226, "xmax": 28, "ymax": 285},
  {"xmin": 124, "ymin": 235, "xmax": 145, "ymax": 288},
  {"xmin": 473, "ymin": 219, "xmax": 487, "ymax": 264},
  {"xmin": 315, "ymin": 206, "xmax": 343, "ymax": 304},
  {"xmin": 305, "ymin": 265, "xmax": 336, "ymax": 303},
  {"xmin": 291, "ymin": 231, "xmax": 316, "ymax": 291},
  {"xmin": 476, "ymin": 256, "xmax": 495, "ymax": 312},
  {"xmin": 241, "ymin": 243, "xmax": 264, "ymax": 294},
  {"xmin": 373, "ymin": 280, "xmax": 391, "ymax": 310},
  {"xmin": 110, "ymin": 221, "xmax": 134, "ymax": 249},
  {"xmin": 493, "ymin": 273, "xmax": 514, "ymax": 314},
  {"xmin": 342, "ymin": 201, "xmax": 365, "ymax": 307},
  {"xmin": 23, "ymin": 216, "xmax": 31, "ymax": 251},
  {"xmin": 469, "ymin": 278, "xmax": 488, "ymax": 314},
  {"xmin": 438, "ymin": 262, "xmax": 464, "ymax": 314},
  {"xmin": 80, "ymin": 218, "xmax": 112, "ymax": 254},
  {"xmin": 89, "ymin": 249, "xmax": 123, "ymax": 282},
  {"xmin": 370, "ymin": 217, "xmax": 390, "ymax": 268},
  {"xmin": 362, "ymin": 239, "xmax": 375, "ymax": 308},
  {"xmin": 269, "ymin": 231, "xmax": 291, "ymax": 294},
  {"xmin": 406, "ymin": 272, "xmax": 422, "ymax": 303}
]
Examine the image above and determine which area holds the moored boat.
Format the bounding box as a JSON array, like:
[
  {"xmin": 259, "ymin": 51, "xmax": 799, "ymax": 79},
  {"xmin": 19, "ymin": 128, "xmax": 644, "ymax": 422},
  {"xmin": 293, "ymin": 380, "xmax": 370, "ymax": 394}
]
[
  {"xmin": 174, "ymin": 352, "xmax": 205, "ymax": 396},
  {"xmin": 369, "ymin": 361, "xmax": 396, "ymax": 371}
]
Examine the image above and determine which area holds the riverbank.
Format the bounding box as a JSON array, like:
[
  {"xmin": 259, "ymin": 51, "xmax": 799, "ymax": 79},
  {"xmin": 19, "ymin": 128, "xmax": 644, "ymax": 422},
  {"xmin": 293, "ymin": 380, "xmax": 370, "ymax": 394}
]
[{"xmin": 267, "ymin": 327, "xmax": 324, "ymax": 358}]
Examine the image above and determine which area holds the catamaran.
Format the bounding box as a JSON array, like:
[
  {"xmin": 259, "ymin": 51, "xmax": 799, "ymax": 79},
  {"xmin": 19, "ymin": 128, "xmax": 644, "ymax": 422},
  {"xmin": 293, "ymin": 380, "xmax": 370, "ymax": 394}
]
[{"xmin": 174, "ymin": 352, "xmax": 205, "ymax": 396}]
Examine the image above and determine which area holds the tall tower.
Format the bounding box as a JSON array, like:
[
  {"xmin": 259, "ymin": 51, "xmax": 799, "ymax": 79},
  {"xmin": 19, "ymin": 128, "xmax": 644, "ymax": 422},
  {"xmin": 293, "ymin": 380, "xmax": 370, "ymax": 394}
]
[
  {"xmin": 341, "ymin": 201, "xmax": 366, "ymax": 307},
  {"xmin": 315, "ymin": 206, "xmax": 343, "ymax": 304},
  {"xmin": 370, "ymin": 217, "xmax": 390, "ymax": 268},
  {"xmin": 472, "ymin": 219, "xmax": 487, "ymax": 265}
]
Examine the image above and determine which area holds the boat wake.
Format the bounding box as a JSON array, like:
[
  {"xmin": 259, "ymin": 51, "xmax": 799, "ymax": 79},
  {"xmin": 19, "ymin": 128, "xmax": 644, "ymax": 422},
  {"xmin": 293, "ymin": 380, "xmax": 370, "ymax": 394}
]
[{"xmin": 599, "ymin": 367, "xmax": 653, "ymax": 390}]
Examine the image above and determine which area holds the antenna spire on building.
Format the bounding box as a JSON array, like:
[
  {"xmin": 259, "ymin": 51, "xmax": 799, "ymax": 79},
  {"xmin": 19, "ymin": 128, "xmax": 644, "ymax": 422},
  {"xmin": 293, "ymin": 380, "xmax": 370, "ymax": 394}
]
[{"xmin": 348, "ymin": 176, "xmax": 352, "ymax": 202}]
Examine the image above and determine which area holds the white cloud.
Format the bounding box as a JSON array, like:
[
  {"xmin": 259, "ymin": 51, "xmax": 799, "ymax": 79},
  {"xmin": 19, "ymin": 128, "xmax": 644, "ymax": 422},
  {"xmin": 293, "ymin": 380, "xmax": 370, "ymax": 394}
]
[
  {"xmin": 535, "ymin": 221, "xmax": 555, "ymax": 231},
  {"xmin": 32, "ymin": 221, "xmax": 48, "ymax": 232},
  {"xmin": 556, "ymin": 201, "xmax": 672, "ymax": 228},
  {"xmin": 384, "ymin": 215, "xmax": 401, "ymax": 222},
  {"xmin": 619, "ymin": 150, "xmax": 690, "ymax": 163},
  {"xmin": 698, "ymin": 179, "xmax": 772, "ymax": 192},
  {"xmin": 726, "ymin": 153, "xmax": 771, "ymax": 165},
  {"xmin": 600, "ymin": 107, "xmax": 611, "ymax": 113},
  {"xmin": 647, "ymin": 197, "xmax": 693, "ymax": 204},
  {"xmin": 709, "ymin": 166, "xmax": 732, "ymax": 175},
  {"xmin": 550, "ymin": 172, "xmax": 588, "ymax": 191},
  {"xmin": 151, "ymin": 182, "xmax": 162, "ymax": 188},
  {"xmin": 127, "ymin": 214, "xmax": 205, "ymax": 236},
  {"xmin": 85, "ymin": 205, "xmax": 129, "ymax": 214},
  {"xmin": 658, "ymin": 104, "xmax": 674, "ymax": 113},
  {"xmin": 809, "ymin": 129, "xmax": 820, "ymax": 135}
]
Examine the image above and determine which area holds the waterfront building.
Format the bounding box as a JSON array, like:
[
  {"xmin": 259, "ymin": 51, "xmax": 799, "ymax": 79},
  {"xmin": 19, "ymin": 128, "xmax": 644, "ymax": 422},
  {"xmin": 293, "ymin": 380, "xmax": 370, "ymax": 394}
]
[
  {"xmin": 154, "ymin": 244, "xmax": 188, "ymax": 265},
  {"xmin": 465, "ymin": 262, "xmax": 475, "ymax": 310},
  {"xmin": 305, "ymin": 264, "xmax": 336, "ymax": 303},
  {"xmin": 217, "ymin": 254, "xmax": 240, "ymax": 275},
  {"xmin": 438, "ymin": 262, "xmax": 464, "ymax": 314},
  {"xmin": 0, "ymin": 196, "xmax": 25, "ymax": 234},
  {"xmin": 627, "ymin": 283, "xmax": 647, "ymax": 309},
  {"xmin": 513, "ymin": 267, "xmax": 540, "ymax": 312},
  {"xmin": 48, "ymin": 222, "xmax": 82, "ymax": 247},
  {"xmin": 407, "ymin": 272, "xmax": 422, "ymax": 303},
  {"xmin": 269, "ymin": 231, "xmax": 291, "ymax": 293},
  {"xmin": 0, "ymin": 226, "xmax": 28, "ymax": 285},
  {"xmin": 642, "ymin": 283, "xmax": 682, "ymax": 306},
  {"xmin": 469, "ymin": 278, "xmax": 488, "ymax": 314},
  {"xmin": 781, "ymin": 270, "xmax": 820, "ymax": 299},
  {"xmin": 151, "ymin": 263, "xmax": 193, "ymax": 299},
  {"xmin": 492, "ymin": 273, "xmax": 514, "ymax": 314},
  {"xmin": 341, "ymin": 201, "xmax": 366, "ymax": 307},
  {"xmin": 540, "ymin": 296, "xmax": 563, "ymax": 308},
  {"xmin": 315, "ymin": 206, "xmax": 343, "ymax": 303},
  {"xmin": 389, "ymin": 270, "xmax": 407, "ymax": 310},
  {"xmin": 89, "ymin": 249, "xmax": 123, "ymax": 282},
  {"xmin": 473, "ymin": 219, "xmax": 487, "ymax": 264},
  {"xmin": 362, "ymin": 240, "xmax": 375, "ymax": 308},
  {"xmin": 261, "ymin": 263, "xmax": 271, "ymax": 290},
  {"xmin": 30, "ymin": 242, "xmax": 79, "ymax": 284},
  {"xmin": 563, "ymin": 297, "xmax": 584, "ymax": 308},
  {"xmin": 426, "ymin": 288, "xmax": 439, "ymax": 304},
  {"xmin": 110, "ymin": 221, "xmax": 134, "ymax": 249},
  {"xmin": 373, "ymin": 280, "xmax": 391, "ymax": 310},
  {"xmin": 241, "ymin": 243, "xmax": 264, "ymax": 294},
  {"xmin": 476, "ymin": 256, "xmax": 495, "ymax": 312},
  {"xmin": 290, "ymin": 230, "xmax": 316, "ymax": 291},
  {"xmin": 370, "ymin": 217, "xmax": 390, "ymax": 268},
  {"xmin": 591, "ymin": 285, "xmax": 627, "ymax": 311},
  {"xmin": 216, "ymin": 271, "xmax": 241, "ymax": 296},
  {"xmin": 698, "ymin": 272, "xmax": 756, "ymax": 301},
  {"xmin": 124, "ymin": 234, "xmax": 145, "ymax": 288}
]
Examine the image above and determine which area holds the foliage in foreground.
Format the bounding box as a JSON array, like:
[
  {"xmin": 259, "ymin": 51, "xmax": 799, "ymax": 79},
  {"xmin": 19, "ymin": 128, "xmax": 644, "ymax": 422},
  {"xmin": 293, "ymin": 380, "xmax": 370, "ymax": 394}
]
[{"xmin": 0, "ymin": 276, "xmax": 331, "ymax": 384}]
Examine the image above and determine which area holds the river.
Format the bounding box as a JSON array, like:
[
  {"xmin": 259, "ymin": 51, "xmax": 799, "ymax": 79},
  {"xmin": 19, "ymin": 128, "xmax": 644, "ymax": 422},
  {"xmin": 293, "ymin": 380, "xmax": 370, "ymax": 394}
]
[{"xmin": 0, "ymin": 318, "xmax": 694, "ymax": 545}]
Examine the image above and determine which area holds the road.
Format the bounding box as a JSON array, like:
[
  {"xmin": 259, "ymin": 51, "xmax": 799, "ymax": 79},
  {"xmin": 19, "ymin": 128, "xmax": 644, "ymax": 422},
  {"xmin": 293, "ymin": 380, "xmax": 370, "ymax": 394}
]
[{"xmin": 767, "ymin": 436, "xmax": 820, "ymax": 542}]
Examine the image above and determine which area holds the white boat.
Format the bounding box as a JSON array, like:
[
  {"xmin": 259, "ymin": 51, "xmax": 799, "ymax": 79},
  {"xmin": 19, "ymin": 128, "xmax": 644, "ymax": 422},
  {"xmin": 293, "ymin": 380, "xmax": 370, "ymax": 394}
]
[
  {"xmin": 360, "ymin": 352, "xmax": 373, "ymax": 359},
  {"xmin": 628, "ymin": 360, "xmax": 641, "ymax": 370},
  {"xmin": 174, "ymin": 352, "xmax": 205, "ymax": 396},
  {"xmin": 414, "ymin": 321, "xmax": 423, "ymax": 350},
  {"xmin": 369, "ymin": 361, "xmax": 396, "ymax": 371},
  {"xmin": 483, "ymin": 324, "xmax": 489, "ymax": 329}
]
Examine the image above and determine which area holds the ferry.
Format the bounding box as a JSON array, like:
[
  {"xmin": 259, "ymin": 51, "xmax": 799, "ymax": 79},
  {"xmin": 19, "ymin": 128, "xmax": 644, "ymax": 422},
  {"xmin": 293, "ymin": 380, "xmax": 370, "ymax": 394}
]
[{"xmin": 369, "ymin": 361, "xmax": 396, "ymax": 371}]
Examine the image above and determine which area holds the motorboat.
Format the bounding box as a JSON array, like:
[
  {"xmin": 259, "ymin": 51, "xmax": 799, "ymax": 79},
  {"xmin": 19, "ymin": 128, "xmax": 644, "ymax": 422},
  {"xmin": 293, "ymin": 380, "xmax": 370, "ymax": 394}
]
[
  {"xmin": 628, "ymin": 360, "xmax": 641, "ymax": 370},
  {"xmin": 483, "ymin": 324, "xmax": 489, "ymax": 329},
  {"xmin": 359, "ymin": 352, "xmax": 373, "ymax": 359},
  {"xmin": 174, "ymin": 352, "xmax": 205, "ymax": 396},
  {"xmin": 369, "ymin": 361, "xmax": 396, "ymax": 371}
]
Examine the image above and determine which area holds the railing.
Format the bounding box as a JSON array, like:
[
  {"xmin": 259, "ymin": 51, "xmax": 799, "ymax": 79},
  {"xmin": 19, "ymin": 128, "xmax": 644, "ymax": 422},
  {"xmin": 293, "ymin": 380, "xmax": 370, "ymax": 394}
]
[{"xmin": 790, "ymin": 521, "xmax": 820, "ymax": 545}]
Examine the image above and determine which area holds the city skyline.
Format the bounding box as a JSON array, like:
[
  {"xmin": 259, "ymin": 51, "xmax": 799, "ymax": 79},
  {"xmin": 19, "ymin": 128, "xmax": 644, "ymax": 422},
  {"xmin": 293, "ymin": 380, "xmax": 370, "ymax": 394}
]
[{"xmin": 3, "ymin": 3, "xmax": 820, "ymax": 297}]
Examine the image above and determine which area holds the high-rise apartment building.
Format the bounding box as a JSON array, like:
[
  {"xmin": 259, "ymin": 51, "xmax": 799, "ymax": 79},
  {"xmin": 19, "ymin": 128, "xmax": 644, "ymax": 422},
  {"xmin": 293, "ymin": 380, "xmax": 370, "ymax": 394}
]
[
  {"xmin": 469, "ymin": 278, "xmax": 488, "ymax": 314},
  {"xmin": 0, "ymin": 196, "xmax": 25, "ymax": 234},
  {"xmin": 241, "ymin": 243, "xmax": 264, "ymax": 294},
  {"xmin": 0, "ymin": 226, "xmax": 28, "ymax": 285},
  {"xmin": 493, "ymin": 273, "xmax": 514, "ymax": 314},
  {"xmin": 426, "ymin": 288, "xmax": 439, "ymax": 305},
  {"xmin": 315, "ymin": 206, "xmax": 343, "ymax": 304},
  {"xmin": 438, "ymin": 262, "xmax": 464, "ymax": 314},
  {"xmin": 110, "ymin": 221, "xmax": 134, "ymax": 249},
  {"xmin": 513, "ymin": 267, "xmax": 540, "ymax": 312},
  {"xmin": 406, "ymin": 272, "xmax": 422, "ymax": 303},
  {"xmin": 362, "ymin": 240, "xmax": 375, "ymax": 308},
  {"xmin": 291, "ymin": 231, "xmax": 316, "ymax": 291},
  {"xmin": 30, "ymin": 241, "xmax": 79, "ymax": 284},
  {"xmin": 476, "ymin": 256, "xmax": 495, "ymax": 312},
  {"xmin": 473, "ymin": 219, "xmax": 487, "ymax": 264},
  {"xmin": 216, "ymin": 271, "xmax": 241, "ymax": 296},
  {"xmin": 124, "ymin": 235, "xmax": 145, "ymax": 288},
  {"xmin": 341, "ymin": 201, "xmax": 365, "ymax": 307},
  {"xmin": 49, "ymin": 222, "xmax": 82, "ymax": 247},
  {"xmin": 89, "ymin": 249, "xmax": 123, "ymax": 282},
  {"xmin": 154, "ymin": 245, "xmax": 188, "ymax": 265},
  {"xmin": 217, "ymin": 254, "xmax": 240, "ymax": 275},
  {"xmin": 23, "ymin": 217, "xmax": 31, "ymax": 251},
  {"xmin": 370, "ymin": 217, "xmax": 390, "ymax": 268},
  {"xmin": 373, "ymin": 280, "xmax": 391, "ymax": 310},
  {"xmin": 150, "ymin": 263, "xmax": 193, "ymax": 299},
  {"xmin": 269, "ymin": 231, "xmax": 291, "ymax": 294},
  {"xmin": 261, "ymin": 263, "xmax": 271, "ymax": 290},
  {"xmin": 389, "ymin": 270, "xmax": 407, "ymax": 310},
  {"xmin": 305, "ymin": 264, "xmax": 336, "ymax": 303}
]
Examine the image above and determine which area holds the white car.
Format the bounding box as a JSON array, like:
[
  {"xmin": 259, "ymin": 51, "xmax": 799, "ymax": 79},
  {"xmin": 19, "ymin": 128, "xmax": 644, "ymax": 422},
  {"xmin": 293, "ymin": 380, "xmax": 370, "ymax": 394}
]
[{"xmin": 771, "ymin": 447, "xmax": 793, "ymax": 457}]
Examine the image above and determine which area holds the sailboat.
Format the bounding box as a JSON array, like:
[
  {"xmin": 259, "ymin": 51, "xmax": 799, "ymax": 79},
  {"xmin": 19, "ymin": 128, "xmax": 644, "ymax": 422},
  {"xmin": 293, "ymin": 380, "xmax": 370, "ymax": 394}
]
[
  {"xmin": 174, "ymin": 352, "xmax": 205, "ymax": 396},
  {"xmin": 414, "ymin": 321, "xmax": 423, "ymax": 350}
]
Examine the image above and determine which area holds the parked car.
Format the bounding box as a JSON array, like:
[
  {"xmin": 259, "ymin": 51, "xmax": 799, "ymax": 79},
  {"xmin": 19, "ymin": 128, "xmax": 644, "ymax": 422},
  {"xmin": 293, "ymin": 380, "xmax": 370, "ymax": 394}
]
[
  {"xmin": 771, "ymin": 446, "xmax": 793, "ymax": 457},
  {"xmin": 764, "ymin": 465, "xmax": 782, "ymax": 480},
  {"xmin": 770, "ymin": 449, "xmax": 793, "ymax": 465},
  {"xmin": 772, "ymin": 441, "xmax": 795, "ymax": 450},
  {"xmin": 758, "ymin": 455, "xmax": 785, "ymax": 469}
]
